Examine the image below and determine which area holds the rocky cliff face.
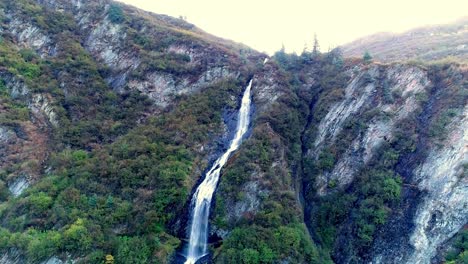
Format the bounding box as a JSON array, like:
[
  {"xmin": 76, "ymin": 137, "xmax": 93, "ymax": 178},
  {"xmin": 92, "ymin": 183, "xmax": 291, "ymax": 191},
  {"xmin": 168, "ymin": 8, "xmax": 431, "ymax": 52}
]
[
  {"xmin": 8, "ymin": 0, "xmax": 254, "ymax": 107},
  {"xmin": 367, "ymin": 74, "xmax": 467, "ymax": 264},
  {"xmin": 0, "ymin": 73, "xmax": 52, "ymax": 197},
  {"xmin": 0, "ymin": 0, "xmax": 261, "ymax": 191},
  {"xmin": 296, "ymin": 60, "xmax": 467, "ymax": 263},
  {"xmin": 311, "ymin": 64, "xmax": 431, "ymax": 195},
  {"xmin": 0, "ymin": 0, "xmax": 466, "ymax": 263}
]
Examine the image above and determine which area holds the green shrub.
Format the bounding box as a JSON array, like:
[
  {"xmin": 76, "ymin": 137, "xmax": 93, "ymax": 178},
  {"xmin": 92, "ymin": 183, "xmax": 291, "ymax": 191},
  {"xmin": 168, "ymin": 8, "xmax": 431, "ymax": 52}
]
[
  {"xmin": 363, "ymin": 51, "xmax": 372, "ymax": 64},
  {"xmin": 429, "ymin": 108, "xmax": 458, "ymax": 140},
  {"xmin": 108, "ymin": 4, "xmax": 125, "ymax": 23},
  {"xmin": 63, "ymin": 219, "xmax": 92, "ymax": 252},
  {"xmin": 445, "ymin": 229, "xmax": 468, "ymax": 263},
  {"xmin": 218, "ymin": 224, "xmax": 320, "ymax": 264},
  {"xmin": 116, "ymin": 236, "xmax": 150, "ymax": 264},
  {"xmin": 0, "ymin": 228, "xmax": 11, "ymax": 250},
  {"xmin": 240, "ymin": 248, "xmax": 260, "ymax": 264},
  {"xmin": 26, "ymin": 230, "xmax": 62, "ymax": 261},
  {"xmin": 0, "ymin": 180, "xmax": 9, "ymax": 201},
  {"xmin": 318, "ymin": 149, "xmax": 335, "ymax": 171},
  {"xmin": 29, "ymin": 192, "xmax": 53, "ymax": 211}
]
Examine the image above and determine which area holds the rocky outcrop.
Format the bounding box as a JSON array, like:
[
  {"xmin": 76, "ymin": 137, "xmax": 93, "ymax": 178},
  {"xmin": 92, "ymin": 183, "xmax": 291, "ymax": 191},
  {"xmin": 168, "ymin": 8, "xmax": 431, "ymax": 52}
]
[
  {"xmin": 0, "ymin": 249, "xmax": 22, "ymax": 264},
  {"xmin": 0, "ymin": 249, "xmax": 75, "ymax": 264},
  {"xmin": 313, "ymin": 66, "xmax": 379, "ymax": 151},
  {"xmin": 251, "ymin": 60, "xmax": 285, "ymax": 114},
  {"xmin": 0, "ymin": 73, "xmax": 58, "ymax": 128},
  {"xmin": 1, "ymin": 0, "xmax": 253, "ymax": 110},
  {"xmin": 371, "ymin": 107, "xmax": 468, "ymax": 264},
  {"xmin": 0, "ymin": 75, "xmax": 53, "ymax": 197},
  {"xmin": 222, "ymin": 169, "xmax": 268, "ymax": 225},
  {"xmin": 23, "ymin": 0, "xmax": 252, "ymax": 108},
  {"xmin": 5, "ymin": 17, "xmax": 52, "ymax": 57},
  {"xmin": 84, "ymin": 15, "xmax": 140, "ymax": 89},
  {"xmin": 408, "ymin": 107, "xmax": 467, "ymax": 263},
  {"xmin": 0, "ymin": 121, "xmax": 48, "ymax": 196},
  {"xmin": 311, "ymin": 64, "xmax": 431, "ymax": 195},
  {"xmin": 29, "ymin": 94, "xmax": 59, "ymax": 127},
  {"xmin": 1, "ymin": 76, "xmax": 29, "ymax": 100},
  {"xmin": 128, "ymin": 66, "xmax": 238, "ymax": 107},
  {"xmin": 7, "ymin": 176, "xmax": 29, "ymax": 197}
]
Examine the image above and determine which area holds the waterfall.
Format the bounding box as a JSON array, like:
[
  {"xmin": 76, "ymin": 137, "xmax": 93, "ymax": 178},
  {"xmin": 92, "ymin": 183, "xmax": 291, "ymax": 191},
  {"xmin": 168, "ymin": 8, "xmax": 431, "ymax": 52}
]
[{"xmin": 184, "ymin": 80, "xmax": 253, "ymax": 264}]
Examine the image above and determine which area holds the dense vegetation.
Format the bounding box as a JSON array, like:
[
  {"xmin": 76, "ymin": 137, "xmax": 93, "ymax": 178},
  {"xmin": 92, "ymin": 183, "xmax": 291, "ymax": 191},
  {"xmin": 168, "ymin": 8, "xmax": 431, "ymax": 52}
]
[
  {"xmin": 445, "ymin": 228, "xmax": 468, "ymax": 264},
  {"xmin": 0, "ymin": 0, "xmax": 466, "ymax": 263},
  {"xmin": 0, "ymin": 0, "xmax": 251, "ymax": 262},
  {"xmin": 221, "ymin": 48, "xmax": 467, "ymax": 263},
  {"xmin": 0, "ymin": 77, "xmax": 246, "ymax": 263},
  {"xmin": 214, "ymin": 125, "xmax": 322, "ymax": 263}
]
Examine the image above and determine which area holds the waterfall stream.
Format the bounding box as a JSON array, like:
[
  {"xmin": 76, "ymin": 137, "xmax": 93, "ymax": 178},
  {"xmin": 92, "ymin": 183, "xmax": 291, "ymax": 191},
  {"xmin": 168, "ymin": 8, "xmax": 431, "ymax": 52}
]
[{"xmin": 184, "ymin": 80, "xmax": 253, "ymax": 264}]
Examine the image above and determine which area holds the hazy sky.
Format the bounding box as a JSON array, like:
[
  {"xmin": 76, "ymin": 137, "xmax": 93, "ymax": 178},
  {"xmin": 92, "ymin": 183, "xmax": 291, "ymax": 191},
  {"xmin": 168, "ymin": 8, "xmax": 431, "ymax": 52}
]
[{"xmin": 118, "ymin": 0, "xmax": 467, "ymax": 54}]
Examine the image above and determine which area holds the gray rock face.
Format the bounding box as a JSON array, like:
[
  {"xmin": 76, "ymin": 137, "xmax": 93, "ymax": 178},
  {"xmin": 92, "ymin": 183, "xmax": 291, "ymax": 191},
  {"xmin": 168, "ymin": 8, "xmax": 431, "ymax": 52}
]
[
  {"xmin": 0, "ymin": 126, "xmax": 15, "ymax": 145},
  {"xmin": 82, "ymin": 12, "xmax": 240, "ymax": 107},
  {"xmin": 0, "ymin": 73, "xmax": 30, "ymax": 100},
  {"xmin": 407, "ymin": 108, "xmax": 467, "ymax": 263},
  {"xmin": 128, "ymin": 66, "xmax": 237, "ymax": 107},
  {"xmin": 5, "ymin": 16, "xmax": 52, "ymax": 57},
  {"xmin": 7, "ymin": 176, "xmax": 29, "ymax": 197},
  {"xmin": 85, "ymin": 16, "xmax": 138, "ymax": 72},
  {"xmin": 29, "ymin": 94, "xmax": 59, "ymax": 127},
  {"xmin": 228, "ymin": 179, "xmax": 265, "ymax": 222},
  {"xmin": 4, "ymin": 0, "xmax": 245, "ymax": 109},
  {"xmin": 311, "ymin": 64, "xmax": 431, "ymax": 195},
  {"xmin": 299, "ymin": 63, "xmax": 465, "ymax": 263},
  {"xmin": 0, "ymin": 73, "xmax": 58, "ymax": 127},
  {"xmin": 39, "ymin": 256, "xmax": 75, "ymax": 264},
  {"xmin": 252, "ymin": 61, "xmax": 285, "ymax": 114},
  {"xmin": 0, "ymin": 74, "xmax": 55, "ymax": 197},
  {"xmin": 0, "ymin": 250, "xmax": 74, "ymax": 264},
  {"xmin": 314, "ymin": 66, "xmax": 379, "ymax": 151},
  {"xmin": 371, "ymin": 107, "xmax": 467, "ymax": 264},
  {"xmin": 0, "ymin": 249, "xmax": 22, "ymax": 264},
  {"xmin": 369, "ymin": 108, "xmax": 467, "ymax": 264}
]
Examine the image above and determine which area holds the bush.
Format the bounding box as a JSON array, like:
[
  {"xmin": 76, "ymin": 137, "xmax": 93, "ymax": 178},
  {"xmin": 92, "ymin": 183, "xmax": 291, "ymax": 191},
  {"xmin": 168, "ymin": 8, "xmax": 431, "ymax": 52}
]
[
  {"xmin": 29, "ymin": 192, "xmax": 53, "ymax": 211},
  {"xmin": 429, "ymin": 108, "xmax": 458, "ymax": 140},
  {"xmin": 219, "ymin": 225, "xmax": 319, "ymax": 264},
  {"xmin": 363, "ymin": 51, "xmax": 372, "ymax": 64},
  {"xmin": 318, "ymin": 149, "xmax": 335, "ymax": 171},
  {"xmin": 240, "ymin": 248, "xmax": 260, "ymax": 264},
  {"xmin": 63, "ymin": 219, "xmax": 92, "ymax": 252},
  {"xmin": 0, "ymin": 228, "xmax": 11, "ymax": 250},
  {"xmin": 116, "ymin": 236, "xmax": 150, "ymax": 264},
  {"xmin": 445, "ymin": 229, "xmax": 468, "ymax": 263},
  {"xmin": 108, "ymin": 4, "xmax": 125, "ymax": 23},
  {"xmin": 26, "ymin": 230, "xmax": 62, "ymax": 261}
]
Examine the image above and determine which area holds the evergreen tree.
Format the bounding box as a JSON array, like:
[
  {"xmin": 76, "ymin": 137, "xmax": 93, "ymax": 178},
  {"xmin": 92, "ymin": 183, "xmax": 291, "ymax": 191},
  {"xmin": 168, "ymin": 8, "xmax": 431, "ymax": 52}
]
[
  {"xmin": 363, "ymin": 51, "xmax": 373, "ymax": 64},
  {"xmin": 313, "ymin": 33, "xmax": 320, "ymax": 55},
  {"xmin": 274, "ymin": 44, "xmax": 289, "ymax": 67},
  {"xmin": 302, "ymin": 42, "xmax": 309, "ymax": 55}
]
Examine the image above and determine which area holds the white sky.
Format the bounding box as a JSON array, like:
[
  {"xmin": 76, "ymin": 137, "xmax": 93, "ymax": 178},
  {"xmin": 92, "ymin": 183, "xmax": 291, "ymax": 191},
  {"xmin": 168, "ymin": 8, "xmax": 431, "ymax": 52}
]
[{"xmin": 118, "ymin": 0, "xmax": 468, "ymax": 54}]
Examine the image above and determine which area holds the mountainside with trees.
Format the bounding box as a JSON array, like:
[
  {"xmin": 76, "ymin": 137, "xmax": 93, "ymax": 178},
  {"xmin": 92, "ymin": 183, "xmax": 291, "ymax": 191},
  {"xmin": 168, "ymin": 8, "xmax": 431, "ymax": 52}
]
[{"xmin": 0, "ymin": 1, "xmax": 466, "ymax": 264}]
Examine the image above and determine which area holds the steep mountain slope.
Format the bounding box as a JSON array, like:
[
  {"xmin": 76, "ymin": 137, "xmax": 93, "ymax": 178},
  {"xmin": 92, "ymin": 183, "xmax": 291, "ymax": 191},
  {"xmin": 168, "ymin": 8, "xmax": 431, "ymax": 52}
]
[
  {"xmin": 0, "ymin": 1, "xmax": 466, "ymax": 264},
  {"xmin": 0, "ymin": 0, "xmax": 263, "ymax": 262},
  {"xmin": 341, "ymin": 17, "xmax": 468, "ymax": 62},
  {"xmin": 213, "ymin": 51, "xmax": 467, "ymax": 264},
  {"xmin": 296, "ymin": 59, "xmax": 467, "ymax": 264}
]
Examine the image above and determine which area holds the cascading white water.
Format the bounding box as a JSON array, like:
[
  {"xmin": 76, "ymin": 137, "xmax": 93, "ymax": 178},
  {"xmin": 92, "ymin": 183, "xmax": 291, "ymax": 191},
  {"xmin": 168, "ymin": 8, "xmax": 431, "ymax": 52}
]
[{"xmin": 184, "ymin": 80, "xmax": 253, "ymax": 264}]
